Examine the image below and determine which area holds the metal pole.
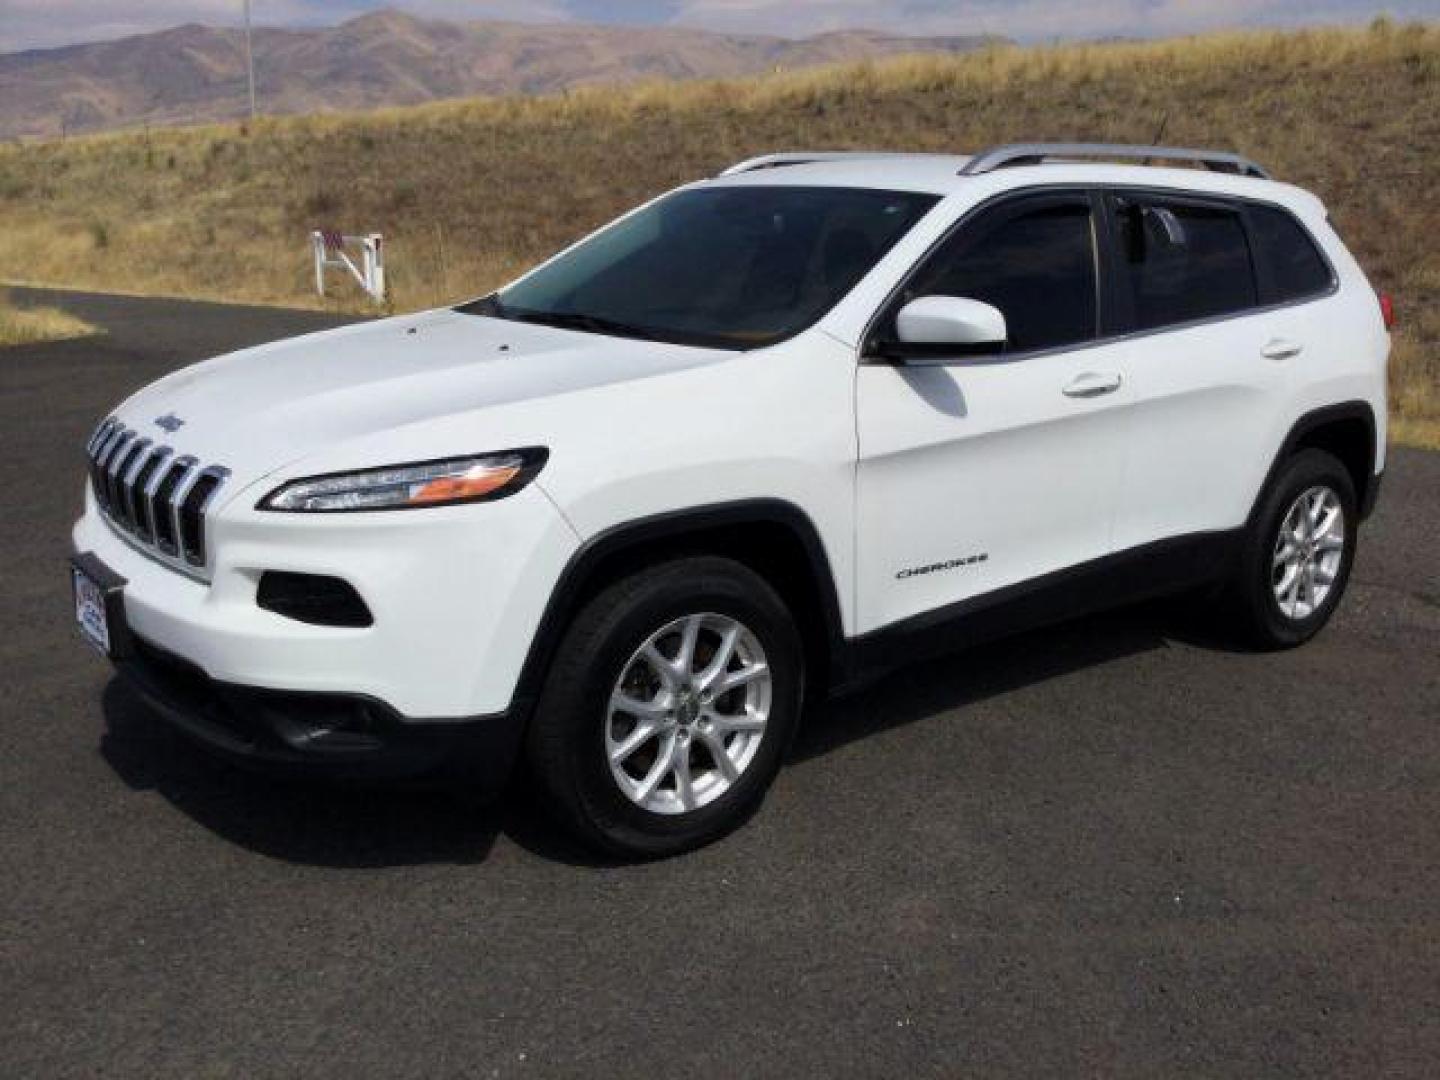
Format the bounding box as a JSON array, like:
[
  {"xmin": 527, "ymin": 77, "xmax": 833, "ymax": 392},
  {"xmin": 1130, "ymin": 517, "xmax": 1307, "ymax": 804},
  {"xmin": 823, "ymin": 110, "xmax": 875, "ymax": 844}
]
[{"xmin": 243, "ymin": 0, "xmax": 257, "ymax": 121}]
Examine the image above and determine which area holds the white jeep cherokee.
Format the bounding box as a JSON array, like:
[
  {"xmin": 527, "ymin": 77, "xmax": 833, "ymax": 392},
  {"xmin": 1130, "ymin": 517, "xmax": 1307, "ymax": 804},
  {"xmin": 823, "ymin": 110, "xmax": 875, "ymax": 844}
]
[{"xmin": 73, "ymin": 143, "xmax": 1391, "ymax": 857}]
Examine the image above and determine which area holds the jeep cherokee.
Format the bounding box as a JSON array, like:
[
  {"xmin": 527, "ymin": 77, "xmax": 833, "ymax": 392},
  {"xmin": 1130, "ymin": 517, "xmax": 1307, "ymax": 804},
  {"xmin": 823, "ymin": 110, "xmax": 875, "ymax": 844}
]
[{"xmin": 72, "ymin": 143, "xmax": 1392, "ymax": 857}]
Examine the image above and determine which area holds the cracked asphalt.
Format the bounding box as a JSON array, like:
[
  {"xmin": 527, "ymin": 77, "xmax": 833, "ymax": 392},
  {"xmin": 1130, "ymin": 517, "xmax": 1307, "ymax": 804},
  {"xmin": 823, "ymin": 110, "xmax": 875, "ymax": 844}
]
[{"xmin": 2, "ymin": 287, "xmax": 1438, "ymax": 1077}]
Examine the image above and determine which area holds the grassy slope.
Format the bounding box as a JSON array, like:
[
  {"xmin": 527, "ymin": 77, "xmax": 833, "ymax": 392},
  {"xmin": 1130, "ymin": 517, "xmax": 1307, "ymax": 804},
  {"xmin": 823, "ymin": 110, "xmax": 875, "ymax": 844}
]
[{"xmin": 0, "ymin": 22, "xmax": 1435, "ymax": 442}]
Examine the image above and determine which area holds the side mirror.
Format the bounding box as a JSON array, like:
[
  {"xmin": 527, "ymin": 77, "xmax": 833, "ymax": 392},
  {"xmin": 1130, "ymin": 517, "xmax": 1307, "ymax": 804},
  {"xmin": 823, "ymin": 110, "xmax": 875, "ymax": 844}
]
[{"xmin": 872, "ymin": 296, "xmax": 1008, "ymax": 363}]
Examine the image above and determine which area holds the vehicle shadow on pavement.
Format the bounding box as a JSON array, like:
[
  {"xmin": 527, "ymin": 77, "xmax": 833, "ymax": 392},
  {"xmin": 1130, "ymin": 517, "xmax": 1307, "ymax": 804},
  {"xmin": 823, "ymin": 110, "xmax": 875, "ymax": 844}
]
[
  {"xmin": 96, "ymin": 600, "xmax": 1197, "ymax": 870},
  {"xmin": 792, "ymin": 602, "xmax": 1180, "ymax": 764},
  {"xmin": 99, "ymin": 679, "xmax": 509, "ymax": 868}
]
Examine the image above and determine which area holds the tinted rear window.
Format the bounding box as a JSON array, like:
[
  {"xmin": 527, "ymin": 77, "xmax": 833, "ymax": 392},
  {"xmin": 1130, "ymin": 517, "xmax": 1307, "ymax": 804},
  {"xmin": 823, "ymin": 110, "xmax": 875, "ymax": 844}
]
[
  {"xmin": 1114, "ymin": 197, "xmax": 1258, "ymax": 330},
  {"xmin": 1248, "ymin": 205, "xmax": 1333, "ymax": 303}
]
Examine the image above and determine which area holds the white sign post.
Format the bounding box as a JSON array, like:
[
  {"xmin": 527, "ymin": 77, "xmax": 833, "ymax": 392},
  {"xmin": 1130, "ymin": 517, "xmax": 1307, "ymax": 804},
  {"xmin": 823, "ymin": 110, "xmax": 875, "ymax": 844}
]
[{"xmin": 312, "ymin": 231, "xmax": 387, "ymax": 304}]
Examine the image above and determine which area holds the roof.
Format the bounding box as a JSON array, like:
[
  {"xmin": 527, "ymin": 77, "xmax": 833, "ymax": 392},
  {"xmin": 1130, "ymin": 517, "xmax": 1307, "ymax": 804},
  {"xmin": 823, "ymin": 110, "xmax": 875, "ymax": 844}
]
[
  {"xmin": 710, "ymin": 153, "xmax": 977, "ymax": 195},
  {"xmin": 703, "ymin": 145, "xmax": 1319, "ymax": 211}
]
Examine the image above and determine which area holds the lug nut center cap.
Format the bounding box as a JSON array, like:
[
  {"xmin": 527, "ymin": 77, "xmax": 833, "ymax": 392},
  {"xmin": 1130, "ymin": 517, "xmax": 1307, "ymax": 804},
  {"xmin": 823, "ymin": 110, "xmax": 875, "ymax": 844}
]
[{"xmin": 676, "ymin": 691, "xmax": 700, "ymax": 727}]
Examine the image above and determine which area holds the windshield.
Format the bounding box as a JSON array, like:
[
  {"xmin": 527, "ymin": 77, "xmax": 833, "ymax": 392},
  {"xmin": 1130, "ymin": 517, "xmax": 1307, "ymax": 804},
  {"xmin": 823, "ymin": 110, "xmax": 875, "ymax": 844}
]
[{"xmin": 460, "ymin": 186, "xmax": 940, "ymax": 349}]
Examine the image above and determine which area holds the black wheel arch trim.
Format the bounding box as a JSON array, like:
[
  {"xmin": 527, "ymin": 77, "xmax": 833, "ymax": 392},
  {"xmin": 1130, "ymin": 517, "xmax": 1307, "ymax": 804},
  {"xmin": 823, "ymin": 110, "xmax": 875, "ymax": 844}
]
[
  {"xmin": 1250, "ymin": 400, "xmax": 1381, "ymax": 525},
  {"xmin": 508, "ymin": 498, "xmax": 849, "ymax": 723}
]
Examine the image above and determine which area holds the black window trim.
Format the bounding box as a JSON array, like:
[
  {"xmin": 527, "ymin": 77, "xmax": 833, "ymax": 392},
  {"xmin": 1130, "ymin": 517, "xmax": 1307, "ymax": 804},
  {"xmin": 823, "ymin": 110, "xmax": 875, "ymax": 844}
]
[{"xmin": 860, "ymin": 182, "xmax": 1340, "ymax": 366}]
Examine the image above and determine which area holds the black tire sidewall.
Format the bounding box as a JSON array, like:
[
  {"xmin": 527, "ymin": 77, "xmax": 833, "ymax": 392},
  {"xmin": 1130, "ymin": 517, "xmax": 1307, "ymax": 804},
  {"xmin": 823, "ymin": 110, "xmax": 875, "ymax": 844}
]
[
  {"xmin": 532, "ymin": 558, "xmax": 802, "ymax": 858},
  {"xmin": 1241, "ymin": 449, "xmax": 1358, "ymax": 648}
]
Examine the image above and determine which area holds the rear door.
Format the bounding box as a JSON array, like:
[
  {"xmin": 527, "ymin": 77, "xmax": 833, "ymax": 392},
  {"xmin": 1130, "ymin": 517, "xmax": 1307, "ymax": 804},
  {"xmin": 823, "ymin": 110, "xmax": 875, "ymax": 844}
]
[{"xmin": 1098, "ymin": 190, "xmax": 1304, "ymax": 551}]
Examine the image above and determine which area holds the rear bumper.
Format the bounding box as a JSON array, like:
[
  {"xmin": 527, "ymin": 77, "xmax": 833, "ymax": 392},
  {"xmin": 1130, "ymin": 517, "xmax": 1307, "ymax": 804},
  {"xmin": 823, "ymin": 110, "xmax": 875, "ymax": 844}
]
[{"xmin": 115, "ymin": 633, "xmax": 525, "ymax": 789}]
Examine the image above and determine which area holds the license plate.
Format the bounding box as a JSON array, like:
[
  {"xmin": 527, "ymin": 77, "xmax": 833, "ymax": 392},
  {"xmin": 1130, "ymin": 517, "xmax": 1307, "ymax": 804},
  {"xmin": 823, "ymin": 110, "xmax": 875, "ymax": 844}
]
[{"xmin": 73, "ymin": 565, "xmax": 113, "ymax": 656}]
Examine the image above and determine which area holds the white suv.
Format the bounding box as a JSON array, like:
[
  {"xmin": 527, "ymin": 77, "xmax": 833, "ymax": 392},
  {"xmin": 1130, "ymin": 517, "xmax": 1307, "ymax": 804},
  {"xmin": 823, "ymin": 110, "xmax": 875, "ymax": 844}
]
[{"xmin": 72, "ymin": 143, "xmax": 1391, "ymax": 857}]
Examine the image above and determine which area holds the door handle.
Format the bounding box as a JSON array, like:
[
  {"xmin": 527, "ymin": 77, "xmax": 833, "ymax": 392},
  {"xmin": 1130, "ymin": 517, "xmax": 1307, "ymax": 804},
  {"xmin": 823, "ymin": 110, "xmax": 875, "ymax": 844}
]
[
  {"xmin": 1261, "ymin": 338, "xmax": 1304, "ymax": 361},
  {"xmin": 1062, "ymin": 372, "xmax": 1123, "ymax": 399}
]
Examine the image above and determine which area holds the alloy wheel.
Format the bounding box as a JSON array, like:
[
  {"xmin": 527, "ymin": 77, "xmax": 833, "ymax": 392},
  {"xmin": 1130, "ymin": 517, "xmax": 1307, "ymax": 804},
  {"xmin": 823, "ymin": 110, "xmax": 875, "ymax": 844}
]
[
  {"xmin": 1272, "ymin": 484, "xmax": 1345, "ymax": 620},
  {"xmin": 605, "ymin": 613, "xmax": 771, "ymax": 815}
]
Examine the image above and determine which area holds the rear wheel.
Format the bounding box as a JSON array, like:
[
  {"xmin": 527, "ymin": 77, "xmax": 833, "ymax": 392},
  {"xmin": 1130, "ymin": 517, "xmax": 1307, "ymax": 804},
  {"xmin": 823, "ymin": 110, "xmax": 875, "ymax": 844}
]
[
  {"xmin": 1227, "ymin": 448, "xmax": 1357, "ymax": 649},
  {"xmin": 527, "ymin": 557, "xmax": 802, "ymax": 858}
]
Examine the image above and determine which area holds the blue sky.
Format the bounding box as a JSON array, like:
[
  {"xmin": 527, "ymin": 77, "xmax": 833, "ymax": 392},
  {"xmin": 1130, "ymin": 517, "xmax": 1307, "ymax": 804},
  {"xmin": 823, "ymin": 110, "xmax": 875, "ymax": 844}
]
[{"xmin": 2, "ymin": 0, "xmax": 1435, "ymax": 52}]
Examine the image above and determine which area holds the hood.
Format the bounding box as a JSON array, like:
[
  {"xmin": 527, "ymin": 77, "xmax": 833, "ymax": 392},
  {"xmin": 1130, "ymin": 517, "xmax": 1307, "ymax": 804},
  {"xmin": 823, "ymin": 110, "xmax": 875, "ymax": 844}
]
[{"xmin": 112, "ymin": 308, "xmax": 729, "ymax": 480}]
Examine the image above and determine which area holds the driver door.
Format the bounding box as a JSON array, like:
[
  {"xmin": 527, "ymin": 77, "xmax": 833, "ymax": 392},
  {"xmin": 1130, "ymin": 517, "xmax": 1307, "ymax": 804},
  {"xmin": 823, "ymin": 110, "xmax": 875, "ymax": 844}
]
[{"xmin": 855, "ymin": 190, "xmax": 1129, "ymax": 634}]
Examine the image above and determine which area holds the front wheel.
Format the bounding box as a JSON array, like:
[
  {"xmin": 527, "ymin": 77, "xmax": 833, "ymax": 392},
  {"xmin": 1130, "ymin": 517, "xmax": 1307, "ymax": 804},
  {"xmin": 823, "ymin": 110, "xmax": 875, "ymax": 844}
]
[
  {"xmin": 1227, "ymin": 448, "xmax": 1358, "ymax": 649},
  {"xmin": 526, "ymin": 557, "xmax": 803, "ymax": 859}
]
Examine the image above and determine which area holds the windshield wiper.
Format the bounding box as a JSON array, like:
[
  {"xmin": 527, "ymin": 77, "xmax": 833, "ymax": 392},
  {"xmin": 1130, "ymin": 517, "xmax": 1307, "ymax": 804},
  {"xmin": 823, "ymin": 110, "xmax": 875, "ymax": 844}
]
[
  {"xmin": 457, "ymin": 297, "xmax": 732, "ymax": 348},
  {"xmin": 505, "ymin": 308, "xmax": 670, "ymax": 343},
  {"xmin": 456, "ymin": 293, "xmax": 510, "ymax": 319}
]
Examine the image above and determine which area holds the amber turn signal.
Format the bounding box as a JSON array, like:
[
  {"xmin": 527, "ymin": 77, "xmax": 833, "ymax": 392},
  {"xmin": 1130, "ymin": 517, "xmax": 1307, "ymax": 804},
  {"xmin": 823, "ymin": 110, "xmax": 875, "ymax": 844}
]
[{"xmin": 410, "ymin": 462, "xmax": 523, "ymax": 505}]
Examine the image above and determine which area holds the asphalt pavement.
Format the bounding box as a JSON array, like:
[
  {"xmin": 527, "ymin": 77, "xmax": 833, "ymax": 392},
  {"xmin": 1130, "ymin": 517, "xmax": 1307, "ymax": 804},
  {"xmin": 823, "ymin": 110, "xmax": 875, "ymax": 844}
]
[{"xmin": 2, "ymin": 287, "xmax": 1438, "ymax": 1077}]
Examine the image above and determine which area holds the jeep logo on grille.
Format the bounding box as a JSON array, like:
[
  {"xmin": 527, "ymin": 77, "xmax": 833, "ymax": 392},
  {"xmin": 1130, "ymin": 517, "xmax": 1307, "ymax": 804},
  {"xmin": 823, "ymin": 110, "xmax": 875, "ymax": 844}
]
[{"xmin": 153, "ymin": 413, "xmax": 185, "ymax": 434}]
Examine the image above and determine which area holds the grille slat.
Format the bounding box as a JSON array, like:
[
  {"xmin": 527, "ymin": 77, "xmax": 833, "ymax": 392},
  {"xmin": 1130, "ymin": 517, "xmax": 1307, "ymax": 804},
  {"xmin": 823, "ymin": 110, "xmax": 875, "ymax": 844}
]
[
  {"xmin": 116, "ymin": 438, "xmax": 153, "ymax": 529},
  {"xmin": 179, "ymin": 471, "xmax": 227, "ymax": 566},
  {"xmin": 131, "ymin": 446, "xmax": 170, "ymax": 542},
  {"xmin": 84, "ymin": 420, "xmax": 228, "ymax": 578},
  {"xmin": 152, "ymin": 457, "xmax": 194, "ymax": 554},
  {"xmin": 95, "ymin": 426, "xmax": 127, "ymax": 468},
  {"xmin": 168, "ymin": 462, "xmax": 205, "ymax": 564},
  {"xmin": 87, "ymin": 419, "xmax": 117, "ymax": 457},
  {"xmin": 94, "ymin": 428, "xmax": 129, "ymax": 513},
  {"xmin": 104, "ymin": 432, "xmax": 138, "ymax": 516}
]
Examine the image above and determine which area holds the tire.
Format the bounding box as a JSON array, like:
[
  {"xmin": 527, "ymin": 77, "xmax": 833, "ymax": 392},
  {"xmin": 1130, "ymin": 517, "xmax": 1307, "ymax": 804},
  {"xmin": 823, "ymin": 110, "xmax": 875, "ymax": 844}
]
[
  {"xmin": 1227, "ymin": 448, "xmax": 1358, "ymax": 649},
  {"xmin": 526, "ymin": 556, "xmax": 803, "ymax": 859}
]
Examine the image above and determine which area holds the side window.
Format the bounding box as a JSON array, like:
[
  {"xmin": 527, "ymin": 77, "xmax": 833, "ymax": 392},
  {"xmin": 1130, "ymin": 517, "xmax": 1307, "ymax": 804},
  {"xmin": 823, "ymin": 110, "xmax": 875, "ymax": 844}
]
[
  {"xmin": 896, "ymin": 198, "xmax": 1097, "ymax": 352},
  {"xmin": 1247, "ymin": 204, "xmax": 1333, "ymax": 303},
  {"xmin": 1112, "ymin": 196, "xmax": 1257, "ymax": 330}
]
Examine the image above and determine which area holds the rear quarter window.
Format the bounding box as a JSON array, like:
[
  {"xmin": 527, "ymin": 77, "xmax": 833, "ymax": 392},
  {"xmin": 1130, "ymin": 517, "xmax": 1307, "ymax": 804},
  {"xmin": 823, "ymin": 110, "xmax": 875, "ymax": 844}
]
[{"xmin": 1247, "ymin": 205, "xmax": 1334, "ymax": 304}]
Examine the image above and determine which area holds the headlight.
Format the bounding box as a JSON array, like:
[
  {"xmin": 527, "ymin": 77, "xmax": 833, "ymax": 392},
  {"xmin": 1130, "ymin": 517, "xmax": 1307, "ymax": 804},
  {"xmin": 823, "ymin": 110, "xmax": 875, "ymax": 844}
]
[{"xmin": 259, "ymin": 448, "xmax": 548, "ymax": 513}]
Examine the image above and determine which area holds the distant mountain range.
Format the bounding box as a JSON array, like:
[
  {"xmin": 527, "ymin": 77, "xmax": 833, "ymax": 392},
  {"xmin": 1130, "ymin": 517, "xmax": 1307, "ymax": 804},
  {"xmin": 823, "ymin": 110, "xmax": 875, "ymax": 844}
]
[{"xmin": 0, "ymin": 9, "xmax": 1003, "ymax": 139}]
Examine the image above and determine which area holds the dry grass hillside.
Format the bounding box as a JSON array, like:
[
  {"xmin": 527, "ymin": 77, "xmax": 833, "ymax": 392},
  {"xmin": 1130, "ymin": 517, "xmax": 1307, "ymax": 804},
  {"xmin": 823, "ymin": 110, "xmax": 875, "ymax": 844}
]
[
  {"xmin": 0, "ymin": 21, "xmax": 1435, "ymax": 443},
  {"xmin": 0, "ymin": 290, "xmax": 96, "ymax": 346}
]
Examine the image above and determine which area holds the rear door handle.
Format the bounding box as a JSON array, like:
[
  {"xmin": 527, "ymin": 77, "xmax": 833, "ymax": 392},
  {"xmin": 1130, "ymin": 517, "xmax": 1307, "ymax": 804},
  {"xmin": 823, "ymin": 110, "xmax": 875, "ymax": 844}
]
[
  {"xmin": 1261, "ymin": 338, "xmax": 1304, "ymax": 360},
  {"xmin": 1063, "ymin": 372, "xmax": 1123, "ymax": 399}
]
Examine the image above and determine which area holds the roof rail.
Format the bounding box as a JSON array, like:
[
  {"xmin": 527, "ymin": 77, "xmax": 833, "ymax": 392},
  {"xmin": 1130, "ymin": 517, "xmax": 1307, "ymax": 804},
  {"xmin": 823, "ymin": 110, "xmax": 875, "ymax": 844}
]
[
  {"xmin": 959, "ymin": 142, "xmax": 1271, "ymax": 180},
  {"xmin": 719, "ymin": 151, "xmax": 915, "ymax": 177}
]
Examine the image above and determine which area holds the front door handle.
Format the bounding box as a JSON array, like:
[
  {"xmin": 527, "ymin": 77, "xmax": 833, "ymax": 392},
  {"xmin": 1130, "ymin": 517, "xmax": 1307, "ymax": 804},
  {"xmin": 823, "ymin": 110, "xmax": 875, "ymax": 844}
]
[
  {"xmin": 1063, "ymin": 372, "xmax": 1123, "ymax": 399},
  {"xmin": 1261, "ymin": 338, "xmax": 1304, "ymax": 361}
]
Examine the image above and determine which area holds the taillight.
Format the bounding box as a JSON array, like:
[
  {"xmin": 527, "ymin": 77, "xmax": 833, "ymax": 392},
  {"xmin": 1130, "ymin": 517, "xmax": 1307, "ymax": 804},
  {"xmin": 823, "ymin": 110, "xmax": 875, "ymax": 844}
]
[{"xmin": 1379, "ymin": 292, "xmax": 1395, "ymax": 331}]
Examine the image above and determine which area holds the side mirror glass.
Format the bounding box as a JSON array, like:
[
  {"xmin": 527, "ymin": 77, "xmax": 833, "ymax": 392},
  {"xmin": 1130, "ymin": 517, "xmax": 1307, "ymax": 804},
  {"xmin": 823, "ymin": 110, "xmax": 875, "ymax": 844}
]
[{"xmin": 873, "ymin": 296, "xmax": 1008, "ymax": 363}]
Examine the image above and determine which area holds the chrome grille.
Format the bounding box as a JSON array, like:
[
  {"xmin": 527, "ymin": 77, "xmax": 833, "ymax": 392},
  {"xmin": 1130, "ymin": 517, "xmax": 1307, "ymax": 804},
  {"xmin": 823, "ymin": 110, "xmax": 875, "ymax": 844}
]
[{"xmin": 85, "ymin": 418, "xmax": 230, "ymax": 576}]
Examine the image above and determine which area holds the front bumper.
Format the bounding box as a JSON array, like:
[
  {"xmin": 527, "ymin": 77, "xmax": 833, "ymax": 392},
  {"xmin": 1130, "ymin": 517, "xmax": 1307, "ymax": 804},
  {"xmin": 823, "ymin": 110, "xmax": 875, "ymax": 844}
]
[
  {"xmin": 115, "ymin": 632, "xmax": 524, "ymax": 787},
  {"xmin": 72, "ymin": 478, "xmax": 578, "ymax": 718}
]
